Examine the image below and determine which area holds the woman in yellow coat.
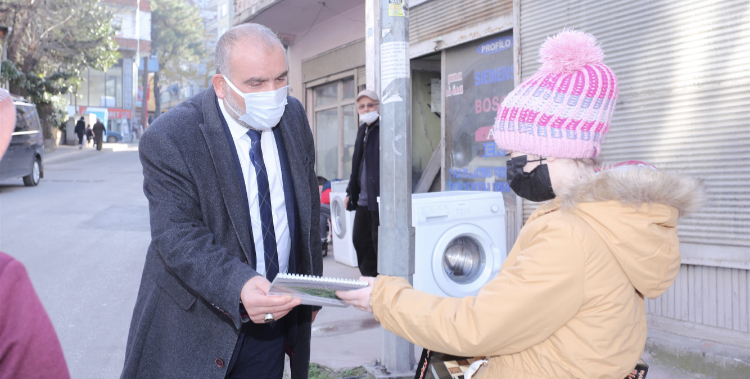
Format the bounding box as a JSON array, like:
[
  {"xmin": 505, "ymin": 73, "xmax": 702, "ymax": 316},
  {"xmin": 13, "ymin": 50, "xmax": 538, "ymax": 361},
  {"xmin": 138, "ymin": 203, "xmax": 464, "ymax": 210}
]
[{"xmin": 338, "ymin": 30, "xmax": 704, "ymax": 378}]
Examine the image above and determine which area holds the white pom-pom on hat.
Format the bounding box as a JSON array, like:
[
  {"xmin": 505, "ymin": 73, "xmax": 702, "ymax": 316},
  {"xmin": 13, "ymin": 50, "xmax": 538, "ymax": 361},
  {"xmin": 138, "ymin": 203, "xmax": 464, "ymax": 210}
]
[{"xmin": 538, "ymin": 29, "xmax": 605, "ymax": 74}]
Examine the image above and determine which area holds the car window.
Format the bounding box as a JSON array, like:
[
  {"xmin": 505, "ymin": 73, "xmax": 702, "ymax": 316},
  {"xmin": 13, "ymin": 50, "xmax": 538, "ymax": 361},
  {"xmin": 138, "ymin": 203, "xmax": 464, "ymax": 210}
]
[
  {"xmin": 26, "ymin": 107, "xmax": 41, "ymax": 131},
  {"xmin": 14, "ymin": 105, "xmax": 41, "ymax": 132},
  {"xmin": 14, "ymin": 105, "xmax": 29, "ymax": 132}
]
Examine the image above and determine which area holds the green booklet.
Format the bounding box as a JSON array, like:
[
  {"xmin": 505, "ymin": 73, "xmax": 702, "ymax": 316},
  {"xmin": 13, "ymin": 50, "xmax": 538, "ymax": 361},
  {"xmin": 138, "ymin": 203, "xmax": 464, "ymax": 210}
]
[{"xmin": 267, "ymin": 273, "xmax": 369, "ymax": 307}]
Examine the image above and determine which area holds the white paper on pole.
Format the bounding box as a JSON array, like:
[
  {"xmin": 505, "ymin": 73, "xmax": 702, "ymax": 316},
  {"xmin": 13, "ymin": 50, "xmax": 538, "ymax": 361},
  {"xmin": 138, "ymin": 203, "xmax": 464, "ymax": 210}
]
[{"xmin": 380, "ymin": 41, "xmax": 409, "ymax": 103}]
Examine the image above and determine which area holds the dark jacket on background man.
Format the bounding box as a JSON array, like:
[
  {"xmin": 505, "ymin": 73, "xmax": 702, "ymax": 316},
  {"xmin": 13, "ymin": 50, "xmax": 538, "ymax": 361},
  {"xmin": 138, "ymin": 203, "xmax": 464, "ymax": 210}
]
[
  {"xmin": 74, "ymin": 119, "xmax": 85, "ymax": 137},
  {"xmin": 93, "ymin": 121, "xmax": 105, "ymax": 139},
  {"xmin": 120, "ymin": 86, "xmax": 322, "ymax": 379},
  {"xmin": 346, "ymin": 119, "xmax": 379, "ymax": 211}
]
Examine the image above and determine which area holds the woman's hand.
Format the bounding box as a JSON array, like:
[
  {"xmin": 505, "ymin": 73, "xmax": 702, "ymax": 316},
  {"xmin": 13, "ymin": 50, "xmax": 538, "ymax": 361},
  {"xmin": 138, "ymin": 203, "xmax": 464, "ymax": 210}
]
[{"xmin": 336, "ymin": 276, "xmax": 376, "ymax": 313}]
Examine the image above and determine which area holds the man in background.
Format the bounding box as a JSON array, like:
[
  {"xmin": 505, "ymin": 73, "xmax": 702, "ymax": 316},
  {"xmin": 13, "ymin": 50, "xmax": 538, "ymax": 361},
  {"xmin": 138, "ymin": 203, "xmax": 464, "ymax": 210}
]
[
  {"xmin": 92, "ymin": 118, "xmax": 105, "ymax": 151},
  {"xmin": 346, "ymin": 90, "xmax": 380, "ymax": 277},
  {"xmin": 74, "ymin": 117, "xmax": 86, "ymax": 149}
]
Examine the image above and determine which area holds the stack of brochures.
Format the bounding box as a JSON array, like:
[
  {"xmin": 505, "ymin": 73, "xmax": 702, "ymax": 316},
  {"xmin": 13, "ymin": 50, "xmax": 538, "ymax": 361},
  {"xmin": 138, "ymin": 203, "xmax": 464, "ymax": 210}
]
[{"xmin": 267, "ymin": 273, "xmax": 369, "ymax": 307}]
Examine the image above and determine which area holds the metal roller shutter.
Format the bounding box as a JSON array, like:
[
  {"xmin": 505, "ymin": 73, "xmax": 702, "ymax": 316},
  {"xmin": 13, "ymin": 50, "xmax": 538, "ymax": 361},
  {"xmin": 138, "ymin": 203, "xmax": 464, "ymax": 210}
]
[
  {"xmin": 518, "ymin": 0, "xmax": 750, "ymax": 247},
  {"xmin": 410, "ymin": 0, "xmax": 512, "ymax": 46}
]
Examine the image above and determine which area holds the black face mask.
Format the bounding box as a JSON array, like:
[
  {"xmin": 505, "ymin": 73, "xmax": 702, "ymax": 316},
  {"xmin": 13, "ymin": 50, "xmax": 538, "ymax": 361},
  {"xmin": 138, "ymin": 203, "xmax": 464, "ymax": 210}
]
[{"xmin": 506, "ymin": 155, "xmax": 556, "ymax": 202}]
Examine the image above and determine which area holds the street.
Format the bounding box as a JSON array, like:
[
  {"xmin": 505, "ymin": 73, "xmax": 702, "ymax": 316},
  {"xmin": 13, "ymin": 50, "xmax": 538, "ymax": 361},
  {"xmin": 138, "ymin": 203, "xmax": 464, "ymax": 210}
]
[{"xmin": 0, "ymin": 144, "xmax": 148, "ymax": 378}]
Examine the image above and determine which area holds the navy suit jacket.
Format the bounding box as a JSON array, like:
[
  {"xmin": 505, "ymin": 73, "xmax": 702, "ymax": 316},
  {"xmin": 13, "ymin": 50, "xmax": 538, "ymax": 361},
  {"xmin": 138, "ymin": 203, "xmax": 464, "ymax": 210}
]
[{"xmin": 121, "ymin": 86, "xmax": 322, "ymax": 379}]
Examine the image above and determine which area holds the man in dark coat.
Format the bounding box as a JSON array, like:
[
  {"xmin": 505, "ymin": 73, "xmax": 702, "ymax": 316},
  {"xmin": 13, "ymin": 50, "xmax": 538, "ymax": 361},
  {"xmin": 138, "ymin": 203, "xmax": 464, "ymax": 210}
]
[
  {"xmin": 92, "ymin": 118, "xmax": 105, "ymax": 151},
  {"xmin": 74, "ymin": 117, "xmax": 86, "ymax": 149},
  {"xmin": 346, "ymin": 90, "xmax": 380, "ymax": 277},
  {"xmin": 121, "ymin": 23, "xmax": 322, "ymax": 379}
]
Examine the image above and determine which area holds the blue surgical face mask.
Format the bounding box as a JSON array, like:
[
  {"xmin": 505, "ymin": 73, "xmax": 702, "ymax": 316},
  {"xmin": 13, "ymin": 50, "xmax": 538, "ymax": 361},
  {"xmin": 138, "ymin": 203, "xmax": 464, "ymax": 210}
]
[{"xmin": 223, "ymin": 75, "xmax": 288, "ymax": 130}]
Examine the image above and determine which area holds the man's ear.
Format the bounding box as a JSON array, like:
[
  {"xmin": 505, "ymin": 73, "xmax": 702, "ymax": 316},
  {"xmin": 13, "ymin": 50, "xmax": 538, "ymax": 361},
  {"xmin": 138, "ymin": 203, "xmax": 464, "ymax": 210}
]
[
  {"xmin": 212, "ymin": 74, "xmax": 226, "ymax": 99},
  {"xmin": 546, "ymin": 156, "xmax": 557, "ymax": 163}
]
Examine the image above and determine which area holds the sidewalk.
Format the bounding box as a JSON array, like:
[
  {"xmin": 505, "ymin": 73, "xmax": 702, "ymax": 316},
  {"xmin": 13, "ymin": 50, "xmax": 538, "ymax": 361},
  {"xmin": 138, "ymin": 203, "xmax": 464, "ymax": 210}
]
[
  {"xmin": 44, "ymin": 141, "xmax": 139, "ymax": 166},
  {"xmin": 310, "ymin": 249, "xmax": 387, "ymax": 369}
]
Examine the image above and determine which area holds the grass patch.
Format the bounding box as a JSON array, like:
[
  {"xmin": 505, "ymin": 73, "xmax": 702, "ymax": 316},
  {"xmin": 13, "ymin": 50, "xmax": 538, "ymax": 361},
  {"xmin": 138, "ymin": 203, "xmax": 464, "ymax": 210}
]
[{"xmin": 308, "ymin": 363, "xmax": 371, "ymax": 379}]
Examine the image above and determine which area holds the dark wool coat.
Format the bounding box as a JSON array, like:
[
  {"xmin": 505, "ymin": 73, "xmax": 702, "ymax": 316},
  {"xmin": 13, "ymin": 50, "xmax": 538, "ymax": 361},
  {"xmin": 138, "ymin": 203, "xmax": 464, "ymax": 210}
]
[
  {"xmin": 120, "ymin": 86, "xmax": 322, "ymax": 379},
  {"xmin": 74, "ymin": 119, "xmax": 85, "ymax": 136},
  {"xmin": 346, "ymin": 119, "xmax": 380, "ymax": 211},
  {"xmin": 0, "ymin": 252, "xmax": 71, "ymax": 379}
]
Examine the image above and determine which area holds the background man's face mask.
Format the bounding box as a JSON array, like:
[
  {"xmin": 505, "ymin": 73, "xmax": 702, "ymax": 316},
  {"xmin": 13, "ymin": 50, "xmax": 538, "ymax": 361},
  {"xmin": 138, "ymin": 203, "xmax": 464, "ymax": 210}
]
[
  {"xmin": 223, "ymin": 75, "xmax": 288, "ymax": 130},
  {"xmin": 359, "ymin": 111, "xmax": 379, "ymax": 124},
  {"xmin": 506, "ymin": 155, "xmax": 556, "ymax": 202}
]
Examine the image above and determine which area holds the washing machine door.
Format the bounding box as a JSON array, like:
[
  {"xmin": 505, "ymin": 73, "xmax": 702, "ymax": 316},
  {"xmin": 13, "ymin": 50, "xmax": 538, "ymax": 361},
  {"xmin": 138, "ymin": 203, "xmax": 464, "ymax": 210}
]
[
  {"xmin": 432, "ymin": 224, "xmax": 503, "ymax": 297},
  {"xmin": 331, "ymin": 195, "xmax": 348, "ymax": 239}
]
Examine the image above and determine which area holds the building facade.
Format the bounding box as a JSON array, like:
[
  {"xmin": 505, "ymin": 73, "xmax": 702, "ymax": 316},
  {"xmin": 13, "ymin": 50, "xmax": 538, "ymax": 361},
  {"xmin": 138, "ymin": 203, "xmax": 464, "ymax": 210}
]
[{"xmin": 66, "ymin": 0, "xmax": 152, "ymax": 142}]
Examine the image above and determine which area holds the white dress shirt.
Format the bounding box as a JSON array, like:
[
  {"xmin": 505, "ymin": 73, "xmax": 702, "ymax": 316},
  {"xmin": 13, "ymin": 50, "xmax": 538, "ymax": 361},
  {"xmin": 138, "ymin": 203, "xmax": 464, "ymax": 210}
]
[{"xmin": 219, "ymin": 99, "xmax": 290, "ymax": 277}]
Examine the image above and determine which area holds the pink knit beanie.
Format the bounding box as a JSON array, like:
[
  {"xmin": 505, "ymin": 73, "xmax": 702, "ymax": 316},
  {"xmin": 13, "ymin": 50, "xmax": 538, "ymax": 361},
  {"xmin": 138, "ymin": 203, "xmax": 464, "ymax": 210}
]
[{"xmin": 493, "ymin": 30, "xmax": 618, "ymax": 158}]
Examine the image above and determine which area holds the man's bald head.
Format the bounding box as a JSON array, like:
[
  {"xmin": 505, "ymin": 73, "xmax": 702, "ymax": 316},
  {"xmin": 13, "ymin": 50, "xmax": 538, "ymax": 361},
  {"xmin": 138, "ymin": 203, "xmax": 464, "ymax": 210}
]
[{"xmin": 215, "ymin": 23, "xmax": 285, "ymax": 80}]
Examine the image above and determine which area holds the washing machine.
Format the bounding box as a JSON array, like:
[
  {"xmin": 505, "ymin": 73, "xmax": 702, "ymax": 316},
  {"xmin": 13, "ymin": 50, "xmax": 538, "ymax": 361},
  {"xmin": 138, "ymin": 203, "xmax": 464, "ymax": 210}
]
[
  {"xmin": 330, "ymin": 181, "xmax": 358, "ymax": 267},
  {"xmin": 412, "ymin": 191, "xmax": 506, "ymax": 298}
]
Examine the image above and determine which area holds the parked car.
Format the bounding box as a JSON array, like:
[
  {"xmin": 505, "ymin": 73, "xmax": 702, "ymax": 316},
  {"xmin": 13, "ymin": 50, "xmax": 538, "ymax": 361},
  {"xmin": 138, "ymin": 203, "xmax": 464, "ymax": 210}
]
[
  {"xmin": 0, "ymin": 98, "xmax": 44, "ymax": 186},
  {"xmin": 106, "ymin": 131, "xmax": 122, "ymax": 143}
]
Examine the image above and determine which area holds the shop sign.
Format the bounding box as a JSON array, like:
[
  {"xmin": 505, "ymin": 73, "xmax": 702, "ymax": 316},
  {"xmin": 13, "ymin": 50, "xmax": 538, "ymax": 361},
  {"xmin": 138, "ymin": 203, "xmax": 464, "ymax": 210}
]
[
  {"xmin": 77, "ymin": 107, "xmax": 132, "ymax": 119},
  {"xmin": 444, "ymin": 30, "xmax": 517, "ymax": 209}
]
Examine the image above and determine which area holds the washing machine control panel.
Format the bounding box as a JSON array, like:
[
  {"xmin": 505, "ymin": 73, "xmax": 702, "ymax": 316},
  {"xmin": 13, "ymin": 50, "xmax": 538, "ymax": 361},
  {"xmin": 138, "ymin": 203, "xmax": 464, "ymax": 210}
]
[{"xmin": 416, "ymin": 201, "xmax": 503, "ymax": 223}]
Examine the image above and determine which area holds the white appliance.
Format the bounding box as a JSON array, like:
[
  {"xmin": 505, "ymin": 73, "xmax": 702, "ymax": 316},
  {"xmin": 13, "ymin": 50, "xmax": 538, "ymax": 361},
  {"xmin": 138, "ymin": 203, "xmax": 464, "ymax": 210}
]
[
  {"xmin": 412, "ymin": 191, "xmax": 506, "ymax": 298},
  {"xmin": 330, "ymin": 181, "xmax": 358, "ymax": 268}
]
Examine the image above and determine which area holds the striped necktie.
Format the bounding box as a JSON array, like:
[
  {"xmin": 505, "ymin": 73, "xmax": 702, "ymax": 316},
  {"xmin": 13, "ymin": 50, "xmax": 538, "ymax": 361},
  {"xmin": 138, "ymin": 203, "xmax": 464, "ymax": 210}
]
[{"xmin": 246, "ymin": 129, "xmax": 279, "ymax": 281}]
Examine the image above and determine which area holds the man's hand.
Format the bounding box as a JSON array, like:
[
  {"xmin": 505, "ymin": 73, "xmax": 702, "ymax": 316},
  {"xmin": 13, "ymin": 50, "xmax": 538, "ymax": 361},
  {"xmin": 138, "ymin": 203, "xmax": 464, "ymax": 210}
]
[
  {"xmin": 241, "ymin": 276, "xmax": 301, "ymax": 323},
  {"xmin": 336, "ymin": 277, "xmax": 376, "ymax": 313},
  {"xmin": 312, "ymin": 310, "xmax": 319, "ymax": 323},
  {"xmin": 345, "ymin": 196, "xmax": 350, "ymax": 208}
]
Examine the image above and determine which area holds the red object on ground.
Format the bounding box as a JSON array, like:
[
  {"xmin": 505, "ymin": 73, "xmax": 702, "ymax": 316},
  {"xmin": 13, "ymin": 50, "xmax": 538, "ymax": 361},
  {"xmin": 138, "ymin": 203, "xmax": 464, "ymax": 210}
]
[{"xmin": 0, "ymin": 252, "xmax": 71, "ymax": 379}]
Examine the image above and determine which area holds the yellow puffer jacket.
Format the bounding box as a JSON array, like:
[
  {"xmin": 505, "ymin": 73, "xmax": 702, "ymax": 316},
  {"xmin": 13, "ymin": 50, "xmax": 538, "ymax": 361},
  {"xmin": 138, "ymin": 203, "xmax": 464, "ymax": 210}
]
[{"xmin": 370, "ymin": 166, "xmax": 703, "ymax": 378}]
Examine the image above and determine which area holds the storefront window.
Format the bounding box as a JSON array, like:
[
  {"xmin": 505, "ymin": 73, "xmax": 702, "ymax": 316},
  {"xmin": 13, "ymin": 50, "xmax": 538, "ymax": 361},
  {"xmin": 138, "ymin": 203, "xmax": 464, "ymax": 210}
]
[
  {"xmin": 342, "ymin": 78, "xmax": 355, "ymax": 100},
  {"xmin": 342, "ymin": 103, "xmax": 357, "ymax": 176},
  {"xmin": 444, "ymin": 30, "xmax": 517, "ymax": 210},
  {"xmin": 411, "ymin": 55, "xmax": 442, "ymax": 192},
  {"xmin": 312, "ymin": 77, "xmax": 358, "ymax": 180},
  {"xmin": 315, "ymin": 82, "xmax": 338, "ymax": 107},
  {"xmin": 89, "ymin": 69, "xmax": 106, "ymax": 107},
  {"xmin": 316, "ymin": 108, "xmax": 339, "ymax": 180}
]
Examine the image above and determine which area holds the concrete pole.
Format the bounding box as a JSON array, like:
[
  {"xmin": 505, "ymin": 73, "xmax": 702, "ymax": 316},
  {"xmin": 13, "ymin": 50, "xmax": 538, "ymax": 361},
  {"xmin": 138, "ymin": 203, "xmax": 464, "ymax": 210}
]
[
  {"xmin": 141, "ymin": 56, "xmax": 148, "ymax": 129},
  {"xmin": 364, "ymin": 0, "xmax": 380, "ymax": 95},
  {"xmin": 377, "ymin": 0, "xmax": 415, "ymax": 375}
]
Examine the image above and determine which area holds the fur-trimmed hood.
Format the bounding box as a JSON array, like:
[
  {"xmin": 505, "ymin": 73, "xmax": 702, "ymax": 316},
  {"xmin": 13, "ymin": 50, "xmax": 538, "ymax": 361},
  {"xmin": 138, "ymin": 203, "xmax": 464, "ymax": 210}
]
[
  {"xmin": 556, "ymin": 165, "xmax": 705, "ymax": 298},
  {"xmin": 558, "ymin": 164, "xmax": 705, "ymax": 216}
]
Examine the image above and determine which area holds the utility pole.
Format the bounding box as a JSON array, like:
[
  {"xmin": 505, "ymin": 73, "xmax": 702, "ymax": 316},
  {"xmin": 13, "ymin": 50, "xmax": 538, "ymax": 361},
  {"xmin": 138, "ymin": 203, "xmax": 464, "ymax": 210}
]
[
  {"xmin": 376, "ymin": 0, "xmax": 415, "ymax": 376},
  {"xmin": 141, "ymin": 56, "xmax": 148, "ymax": 129},
  {"xmin": 135, "ymin": 0, "xmax": 141, "ymax": 126}
]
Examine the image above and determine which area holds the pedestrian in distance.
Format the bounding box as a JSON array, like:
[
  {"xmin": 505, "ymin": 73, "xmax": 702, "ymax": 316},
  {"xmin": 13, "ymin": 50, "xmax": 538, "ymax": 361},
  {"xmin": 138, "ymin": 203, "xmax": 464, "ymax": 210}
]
[
  {"xmin": 86, "ymin": 125, "xmax": 93, "ymax": 147},
  {"xmin": 74, "ymin": 116, "xmax": 85, "ymax": 149},
  {"xmin": 345, "ymin": 89, "xmax": 381, "ymax": 277},
  {"xmin": 92, "ymin": 118, "xmax": 105, "ymax": 151},
  {"xmin": 338, "ymin": 30, "xmax": 705, "ymax": 379},
  {"xmin": 121, "ymin": 23, "xmax": 322, "ymax": 379},
  {"xmin": 0, "ymin": 87, "xmax": 71, "ymax": 379}
]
